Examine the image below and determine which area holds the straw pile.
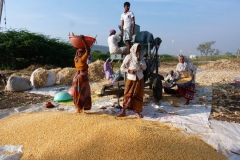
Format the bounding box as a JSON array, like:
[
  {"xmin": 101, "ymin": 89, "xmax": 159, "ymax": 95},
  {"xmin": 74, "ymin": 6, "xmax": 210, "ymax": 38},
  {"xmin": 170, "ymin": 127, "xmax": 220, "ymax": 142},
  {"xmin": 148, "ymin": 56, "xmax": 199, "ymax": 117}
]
[
  {"xmin": 57, "ymin": 67, "xmax": 76, "ymax": 85},
  {"xmin": 0, "ymin": 112, "xmax": 226, "ymax": 160},
  {"xmin": 32, "ymin": 68, "xmax": 48, "ymax": 88},
  {"xmin": 198, "ymin": 59, "xmax": 240, "ymax": 70},
  {"xmin": 88, "ymin": 60, "xmax": 105, "ymax": 81},
  {"xmin": 49, "ymin": 68, "xmax": 62, "ymax": 83}
]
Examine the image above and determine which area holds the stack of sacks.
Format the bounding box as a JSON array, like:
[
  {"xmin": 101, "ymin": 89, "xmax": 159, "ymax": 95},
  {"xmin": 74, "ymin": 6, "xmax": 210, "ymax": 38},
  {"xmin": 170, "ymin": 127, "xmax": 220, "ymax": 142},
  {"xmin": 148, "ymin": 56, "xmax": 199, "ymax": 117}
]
[
  {"xmin": 6, "ymin": 74, "xmax": 32, "ymax": 91},
  {"xmin": 30, "ymin": 68, "xmax": 56, "ymax": 88}
]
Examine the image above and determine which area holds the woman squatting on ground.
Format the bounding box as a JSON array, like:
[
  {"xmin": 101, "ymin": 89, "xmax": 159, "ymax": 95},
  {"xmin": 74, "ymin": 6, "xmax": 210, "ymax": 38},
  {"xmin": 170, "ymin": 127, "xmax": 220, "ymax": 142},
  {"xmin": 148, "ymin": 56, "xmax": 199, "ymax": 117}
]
[{"xmin": 176, "ymin": 54, "xmax": 197, "ymax": 105}]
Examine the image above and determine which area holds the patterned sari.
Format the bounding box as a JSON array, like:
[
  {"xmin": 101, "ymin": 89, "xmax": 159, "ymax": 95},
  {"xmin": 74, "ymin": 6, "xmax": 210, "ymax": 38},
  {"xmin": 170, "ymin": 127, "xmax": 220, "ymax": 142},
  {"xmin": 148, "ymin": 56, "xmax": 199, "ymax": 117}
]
[
  {"xmin": 176, "ymin": 55, "xmax": 197, "ymax": 101},
  {"xmin": 178, "ymin": 84, "xmax": 196, "ymax": 100},
  {"xmin": 72, "ymin": 71, "xmax": 91, "ymax": 110}
]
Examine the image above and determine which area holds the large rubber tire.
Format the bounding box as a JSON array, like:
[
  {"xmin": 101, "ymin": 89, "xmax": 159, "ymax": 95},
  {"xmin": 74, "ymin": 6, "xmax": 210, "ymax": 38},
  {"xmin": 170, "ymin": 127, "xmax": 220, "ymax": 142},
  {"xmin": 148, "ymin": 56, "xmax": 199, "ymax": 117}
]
[{"xmin": 152, "ymin": 77, "xmax": 162, "ymax": 101}]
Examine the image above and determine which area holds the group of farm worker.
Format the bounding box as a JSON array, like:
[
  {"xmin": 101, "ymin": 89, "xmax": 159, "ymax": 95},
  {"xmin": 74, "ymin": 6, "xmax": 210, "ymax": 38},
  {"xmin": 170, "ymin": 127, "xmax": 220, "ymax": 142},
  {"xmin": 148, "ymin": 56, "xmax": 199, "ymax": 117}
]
[{"xmin": 71, "ymin": 1, "xmax": 197, "ymax": 117}]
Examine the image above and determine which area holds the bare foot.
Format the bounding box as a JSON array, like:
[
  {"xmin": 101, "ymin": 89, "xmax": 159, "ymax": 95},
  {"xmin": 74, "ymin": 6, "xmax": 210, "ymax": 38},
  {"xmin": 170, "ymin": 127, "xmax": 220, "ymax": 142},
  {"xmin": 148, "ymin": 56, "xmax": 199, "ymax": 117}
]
[
  {"xmin": 82, "ymin": 109, "xmax": 85, "ymax": 114},
  {"xmin": 75, "ymin": 108, "xmax": 81, "ymax": 113},
  {"xmin": 135, "ymin": 113, "xmax": 143, "ymax": 119},
  {"xmin": 117, "ymin": 112, "xmax": 126, "ymax": 117}
]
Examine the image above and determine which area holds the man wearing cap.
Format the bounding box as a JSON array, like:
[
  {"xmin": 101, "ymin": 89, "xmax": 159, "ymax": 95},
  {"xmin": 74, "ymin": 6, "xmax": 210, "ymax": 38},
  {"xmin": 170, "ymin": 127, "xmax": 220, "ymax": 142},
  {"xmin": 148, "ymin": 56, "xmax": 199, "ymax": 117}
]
[{"xmin": 107, "ymin": 29, "xmax": 127, "ymax": 54}]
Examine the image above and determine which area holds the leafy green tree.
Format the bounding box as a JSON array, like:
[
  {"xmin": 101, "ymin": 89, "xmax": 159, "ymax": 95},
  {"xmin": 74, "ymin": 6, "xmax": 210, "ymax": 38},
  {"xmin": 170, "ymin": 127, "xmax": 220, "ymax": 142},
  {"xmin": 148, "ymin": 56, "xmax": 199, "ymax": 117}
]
[
  {"xmin": 196, "ymin": 41, "xmax": 215, "ymax": 57},
  {"xmin": 0, "ymin": 29, "xmax": 75, "ymax": 70},
  {"xmin": 214, "ymin": 49, "xmax": 220, "ymax": 55},
  {"xmin": 91, "ymin": 50, "xmax": 110, "ymax": 62}
]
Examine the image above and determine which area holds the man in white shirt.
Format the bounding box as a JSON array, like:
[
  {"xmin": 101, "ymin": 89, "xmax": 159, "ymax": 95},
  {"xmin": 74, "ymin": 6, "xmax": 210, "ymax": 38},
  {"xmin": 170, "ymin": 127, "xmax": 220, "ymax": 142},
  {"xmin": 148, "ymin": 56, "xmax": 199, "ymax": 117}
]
[
  {"xmin": 108, "ymin": 30, "xmax": 127, "ymax": 54},
  {"xmin": 119, "ymin": 2, "xmax": 135, "ymax": 54}
]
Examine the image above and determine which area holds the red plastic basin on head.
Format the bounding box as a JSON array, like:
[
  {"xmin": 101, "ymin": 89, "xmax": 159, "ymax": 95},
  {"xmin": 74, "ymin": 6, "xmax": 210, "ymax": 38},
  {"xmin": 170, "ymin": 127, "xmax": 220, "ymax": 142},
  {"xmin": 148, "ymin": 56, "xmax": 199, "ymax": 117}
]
[{"xmin": 69, "ymin": 36, "xmax": 96, "ymax": 49}]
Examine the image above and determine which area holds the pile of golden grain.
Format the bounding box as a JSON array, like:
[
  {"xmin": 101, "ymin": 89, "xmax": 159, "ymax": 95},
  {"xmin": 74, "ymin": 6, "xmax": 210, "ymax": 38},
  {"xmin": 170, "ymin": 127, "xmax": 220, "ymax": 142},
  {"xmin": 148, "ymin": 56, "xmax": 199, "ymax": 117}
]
[{"xmin": 0, "ymin": 112, "xmax": 226, "ymax": 160}]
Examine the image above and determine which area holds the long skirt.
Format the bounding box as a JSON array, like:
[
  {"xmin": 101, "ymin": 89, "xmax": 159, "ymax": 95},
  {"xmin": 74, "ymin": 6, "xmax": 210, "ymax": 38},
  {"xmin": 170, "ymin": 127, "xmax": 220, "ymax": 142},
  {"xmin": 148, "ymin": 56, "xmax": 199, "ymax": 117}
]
[
  {"xmin": 178, "ymin": 83, "xmax": 196, "ymax": 100},
  {"xmin": 122, "ymin": 77, "xmax": 144, "ymax": 112},
  {"xmin": 72, "ymin": 72, "xmax": 91, "ymax": 110}
]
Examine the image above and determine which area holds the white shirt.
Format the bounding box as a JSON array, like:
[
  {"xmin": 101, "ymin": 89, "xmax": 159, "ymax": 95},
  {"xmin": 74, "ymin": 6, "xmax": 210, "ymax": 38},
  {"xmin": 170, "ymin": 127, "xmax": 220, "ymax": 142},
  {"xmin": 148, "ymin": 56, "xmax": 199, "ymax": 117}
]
[
  {"xmin": 120, "ymin": 54, "xmax": 146, "ymax": 81},
  {"xmin": 108, "ymin": 35, "xmax": 121, "ymax": 53},
  {"xmin": 166, "ymin": 72, "xmax": 179, "ymax": 81},
  {"xmin": 121, "ymin": 11, "xmax": 134, "ymax": 29}
]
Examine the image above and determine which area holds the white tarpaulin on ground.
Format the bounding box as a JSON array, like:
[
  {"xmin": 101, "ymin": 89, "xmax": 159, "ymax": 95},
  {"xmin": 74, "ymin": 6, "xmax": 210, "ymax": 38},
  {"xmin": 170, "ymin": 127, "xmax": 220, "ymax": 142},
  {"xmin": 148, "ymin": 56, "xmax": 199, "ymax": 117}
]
[
  {"xmin": 0, "ymin": 145, "xmax": 23, "ymax": 160},
  {"xmin": 0, "ymin": 85, "xmax": 240, "ymax": 160}
]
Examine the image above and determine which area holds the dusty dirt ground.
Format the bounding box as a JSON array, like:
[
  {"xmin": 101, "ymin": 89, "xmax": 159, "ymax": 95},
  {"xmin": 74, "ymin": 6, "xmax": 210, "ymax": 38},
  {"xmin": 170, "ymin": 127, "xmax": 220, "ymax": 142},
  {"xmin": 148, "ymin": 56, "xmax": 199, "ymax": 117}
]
[{"xmin": 0, "ymin": 59, "xmax": 240, "ymax": 123}]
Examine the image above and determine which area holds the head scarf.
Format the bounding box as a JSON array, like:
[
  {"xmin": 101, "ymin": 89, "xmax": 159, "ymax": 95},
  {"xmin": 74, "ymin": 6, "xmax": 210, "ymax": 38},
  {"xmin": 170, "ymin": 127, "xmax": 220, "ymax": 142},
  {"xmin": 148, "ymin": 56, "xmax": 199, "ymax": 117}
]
[
  {"xmin": 176, "ymin": 54, "xmax": 189, "ymax": 72},
  {"xmin": 129, "ymin": 43, "xmax": 141, "ymax": 70},
  {"xmin": 109, "ymin": 30, "xmax": 116, "ymax": 36}
]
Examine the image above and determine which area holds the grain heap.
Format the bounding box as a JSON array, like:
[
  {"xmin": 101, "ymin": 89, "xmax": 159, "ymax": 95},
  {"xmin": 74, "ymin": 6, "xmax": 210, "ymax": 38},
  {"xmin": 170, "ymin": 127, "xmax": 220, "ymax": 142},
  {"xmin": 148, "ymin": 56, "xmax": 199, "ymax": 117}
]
[
  {"xmin": 176, "ymin": 77, "xmax": 191, "ymax": 84},
  {"xmin": 57, "ymin": 67, "xmax": 76, "ymax": 85},
  {"xmin": 0, "ymin": 112, "xmax": 226, "ymax": 160},
  {"xmin": 88, "ymin": 60, "xmax": 105, "ymax": 81},
  {"xmin": 198, "ymin": 59, "xmax": 240, "ymax": 70}
]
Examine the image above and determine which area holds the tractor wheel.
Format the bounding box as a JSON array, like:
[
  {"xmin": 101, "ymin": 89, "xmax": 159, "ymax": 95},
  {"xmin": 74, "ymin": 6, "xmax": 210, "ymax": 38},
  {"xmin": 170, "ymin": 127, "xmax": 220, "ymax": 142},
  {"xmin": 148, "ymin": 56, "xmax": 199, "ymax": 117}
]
[{"xmin": 152, "ymin": 77, "xmax": 162, "ymax": 101}]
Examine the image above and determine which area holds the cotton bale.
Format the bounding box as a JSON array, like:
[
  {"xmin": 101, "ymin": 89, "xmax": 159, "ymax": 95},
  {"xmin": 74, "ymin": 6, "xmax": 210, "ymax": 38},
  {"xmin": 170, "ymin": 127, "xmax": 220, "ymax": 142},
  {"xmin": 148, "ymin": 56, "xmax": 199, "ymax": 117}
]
[
  {"xmin": 6, "ymin": 75, "xmax": 32, "ymax": 91},
  {"xmin": 88, "ymin": 60, "xmax": 105, "ymax": 81},
  {"xmin": 57, "ymin": 67, "xmax": 76, "ymax": 85}
]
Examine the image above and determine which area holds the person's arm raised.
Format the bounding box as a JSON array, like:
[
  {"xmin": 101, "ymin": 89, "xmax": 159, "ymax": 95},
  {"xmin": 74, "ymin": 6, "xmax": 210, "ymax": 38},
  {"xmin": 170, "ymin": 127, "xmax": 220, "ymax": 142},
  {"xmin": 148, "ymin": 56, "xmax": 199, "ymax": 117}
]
[{"xmin": 80, "ymin": 35, "xmax": 90, "ymax": 55}]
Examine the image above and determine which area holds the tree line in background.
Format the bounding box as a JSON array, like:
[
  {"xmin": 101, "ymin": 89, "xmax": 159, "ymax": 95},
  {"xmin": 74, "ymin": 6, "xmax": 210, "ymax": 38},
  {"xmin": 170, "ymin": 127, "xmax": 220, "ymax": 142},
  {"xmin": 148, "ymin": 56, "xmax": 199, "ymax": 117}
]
[
  {"xmin": 0, "ymin": 29, "xmax": 110, "ymax": 70},
  {"xmin": 196, "ymin": 41, "xmax": 240, "ymax": 57},
  {"xmin": 0, "ymin": 29, "xmax": 239, "ymax": 70}
]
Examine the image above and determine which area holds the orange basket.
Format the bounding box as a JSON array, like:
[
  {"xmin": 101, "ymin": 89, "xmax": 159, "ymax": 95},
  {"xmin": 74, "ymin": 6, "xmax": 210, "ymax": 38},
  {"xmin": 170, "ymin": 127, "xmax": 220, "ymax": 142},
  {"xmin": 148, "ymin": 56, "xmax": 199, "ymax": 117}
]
[{"xmin": 69, "ymin": 35, "xmax": 96, "ymax": 49}]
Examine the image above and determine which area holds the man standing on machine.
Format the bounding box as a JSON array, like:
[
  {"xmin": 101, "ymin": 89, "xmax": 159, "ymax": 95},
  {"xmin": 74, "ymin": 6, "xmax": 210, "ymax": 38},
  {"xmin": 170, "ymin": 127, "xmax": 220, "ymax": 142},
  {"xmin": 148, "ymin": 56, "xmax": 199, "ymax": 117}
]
[{"xmin": 119, "ymin": 2, "xmax": 135, "ymax": 54}]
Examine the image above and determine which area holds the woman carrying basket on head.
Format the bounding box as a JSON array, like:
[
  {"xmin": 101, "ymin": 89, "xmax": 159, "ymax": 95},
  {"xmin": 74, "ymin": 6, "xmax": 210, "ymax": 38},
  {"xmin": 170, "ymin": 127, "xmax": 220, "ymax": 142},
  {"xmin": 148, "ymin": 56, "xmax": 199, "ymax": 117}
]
[
  {"xmin": 72, "ymin": 35, "xmax": 92, "ymax": 113},
  {"xmin": 176, "ymin": 54, "xmax": 197, "ymax": 105}
]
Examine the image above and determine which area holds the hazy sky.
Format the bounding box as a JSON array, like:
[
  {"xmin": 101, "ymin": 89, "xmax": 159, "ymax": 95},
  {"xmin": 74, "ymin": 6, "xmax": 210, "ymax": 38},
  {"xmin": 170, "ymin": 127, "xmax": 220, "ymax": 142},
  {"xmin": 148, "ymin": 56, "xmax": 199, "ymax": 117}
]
[{"xmin": 1, "ymin": 0, "xmax": 239, "ymax": 55}]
